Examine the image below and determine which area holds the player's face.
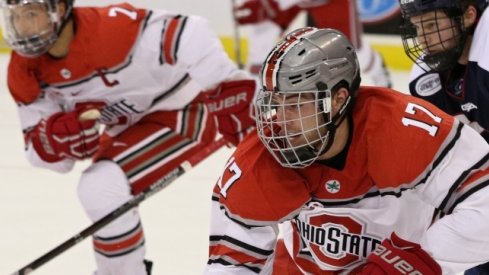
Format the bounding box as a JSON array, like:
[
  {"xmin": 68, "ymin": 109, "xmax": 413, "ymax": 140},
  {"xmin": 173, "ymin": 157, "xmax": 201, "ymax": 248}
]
[
  {"xmin": 10, "ymin": 3, "xmax": 51, "ymax": 38},
  {"xmin": 410, "ymin": 10, "xmax": 459, "ymax": 54},
  {"xmin": 273, "ymin": 92, "xmax": 327, "ymax": 150}
]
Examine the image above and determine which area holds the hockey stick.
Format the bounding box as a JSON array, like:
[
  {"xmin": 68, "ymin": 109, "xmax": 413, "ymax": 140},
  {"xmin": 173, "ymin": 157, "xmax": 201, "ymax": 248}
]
[
  {"xmin": 231, "ymin": 0, "xmax": 244, "ymax": 69},
  {"xmin": 12, "ymin": 138, "xmax": 227, "ymax": 275}
]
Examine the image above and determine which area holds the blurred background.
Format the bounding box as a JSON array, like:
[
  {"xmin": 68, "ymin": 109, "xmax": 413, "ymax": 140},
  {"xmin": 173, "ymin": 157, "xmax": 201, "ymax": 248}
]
[
  {"xmin": 0, "ymin": 0, "xmax": 415, "ymax": 274},
  {"xmin": 0, "ymin": 0, "xmax": 412, "ymax": 72}
]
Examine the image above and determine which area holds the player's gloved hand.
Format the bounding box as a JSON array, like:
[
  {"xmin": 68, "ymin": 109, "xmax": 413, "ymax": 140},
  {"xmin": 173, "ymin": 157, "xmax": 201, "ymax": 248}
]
[
  {"xmin": 204, "ymin": 79, "xmax": 256, "ymax": 146},
  {"xmin": 351, "ymin": 233, "xmax": 442, "ymax": 275},
  {"xmin": 31, "ymin": 108, "xmax": 101, "ymax": 162},
  {"xmin": 297, "ymin": 0, "xmax": 329, "ymax": 8},
  {"xmin": 234, "ymin": 0, "xmax": 300, "ymax": 30},
  {"xmin": 234, "ymin": 0, "xmax": 281, "ymax": 24}
]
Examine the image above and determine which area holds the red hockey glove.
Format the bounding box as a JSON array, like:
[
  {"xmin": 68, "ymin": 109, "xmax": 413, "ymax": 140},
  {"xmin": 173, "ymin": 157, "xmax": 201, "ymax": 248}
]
[
  {"xmin": 297, "ymin": 0, "xmax": 329, "ymax": 8},
  {"xmin": 234, "ymin": 0, "xmax": 300, "ymax": 29},
  {"xmin": 234, "ymin": 0, "xmax": 280, "ymax": 24},
  {"xmin": 352, "ymin": 233, "xmax": 442, "ymax": 275},
  {"xmin": 31, "ymin": 109, "xmax": 101, "ymax": 162},
  {"xmin": 204, "ymin": 79, "xmax": 256, "ymax": 146}
]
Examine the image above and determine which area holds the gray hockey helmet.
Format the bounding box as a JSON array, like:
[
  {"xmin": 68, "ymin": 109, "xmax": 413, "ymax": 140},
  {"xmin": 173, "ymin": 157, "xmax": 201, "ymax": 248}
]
[
  {"xmin": 259, "ymin": 27, "xmax": 360, "ymax": 94},
  {"xmin": 255, "ymin": 27, "xmax": 361, "ymax": 168}
]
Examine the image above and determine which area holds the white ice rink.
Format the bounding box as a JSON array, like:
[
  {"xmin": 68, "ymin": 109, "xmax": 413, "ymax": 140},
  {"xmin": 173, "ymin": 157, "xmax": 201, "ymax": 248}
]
[{"xmin": 0, "ymin": 53, "xmax": 412, "ymax": 275}]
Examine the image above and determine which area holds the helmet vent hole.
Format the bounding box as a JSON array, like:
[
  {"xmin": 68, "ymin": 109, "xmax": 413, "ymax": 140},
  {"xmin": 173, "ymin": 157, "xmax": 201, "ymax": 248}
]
[
  {"xmin": 305, "ymin": 69, "xmax": 318, "ymax": 79},
  {"xmin": 289, "ymin": 74, "xmax": 302, "ymax": 84},
  {"xmin": 298, "ymin": 49, "xmax": 306, "ymax": 56},
  {"xmin": 288, "ymin": 69, "xmax": 318, "ymax": 85}
]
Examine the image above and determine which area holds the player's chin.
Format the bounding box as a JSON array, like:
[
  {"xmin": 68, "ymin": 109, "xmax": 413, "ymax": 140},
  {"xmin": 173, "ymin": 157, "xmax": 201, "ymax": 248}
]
[
  {"xmin": 286, "ymin": 135, "xmax": 308, "ymax": 148},
  {"xmin": 426, "ymin": 45, "xmax": 450, "ymax": 55}
]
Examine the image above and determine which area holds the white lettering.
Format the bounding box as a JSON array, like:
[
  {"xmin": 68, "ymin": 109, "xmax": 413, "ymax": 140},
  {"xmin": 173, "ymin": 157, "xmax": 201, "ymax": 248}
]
[
  {"xmin": 207, "ymin": 92, "xmax": 248, "ymax": 112},
  {"xmin": 461, "ymin": 102, "xmax": 478, "ymax": 112}
]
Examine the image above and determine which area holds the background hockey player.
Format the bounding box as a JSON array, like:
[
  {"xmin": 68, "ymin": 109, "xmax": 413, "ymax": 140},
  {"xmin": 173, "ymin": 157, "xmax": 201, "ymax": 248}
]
[
  {"xmin": 400, "ymin": 0, "xmax": 489, "ymax": 143},
  {"xmin": 204, "ymin": 27, "xmax": 489, "ymax": 274},
  {"xmin": 233, "ymin": 0, "xmax": 393, "ymax": 87},
  {"xmin": 1, "ymin": 0, "xmax": 255, "ymax": 274},
  {"xmin": 400, "ymin": 1, "xmax": 489, "ymax": 274}
]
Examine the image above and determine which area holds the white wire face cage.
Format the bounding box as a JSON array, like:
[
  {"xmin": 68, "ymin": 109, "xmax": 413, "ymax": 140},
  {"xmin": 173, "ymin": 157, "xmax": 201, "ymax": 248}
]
[
  {"xmin": 254, "ymin": 89, "xmax": 333, "ymax": 169},
  {"xmin": 1, "ymin": 0, "xmax": 61, "ymax": 57}
]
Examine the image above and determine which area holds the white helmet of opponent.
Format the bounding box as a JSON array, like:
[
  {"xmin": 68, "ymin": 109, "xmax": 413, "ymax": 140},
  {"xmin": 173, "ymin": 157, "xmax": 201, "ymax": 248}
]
[{"xmin": 255, "ymin": 27, "xmax": 361, "ymax": 168}]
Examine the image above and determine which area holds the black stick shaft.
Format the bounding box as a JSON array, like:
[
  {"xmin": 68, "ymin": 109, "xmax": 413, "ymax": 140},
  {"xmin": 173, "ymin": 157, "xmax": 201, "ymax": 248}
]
[
  {"xmin": 12, "ymin": 139, "xmax": 226, "ymax": 275},
  {"xmin": 231, "ymin": 0, "xmax": 244, "ymax": 69}
]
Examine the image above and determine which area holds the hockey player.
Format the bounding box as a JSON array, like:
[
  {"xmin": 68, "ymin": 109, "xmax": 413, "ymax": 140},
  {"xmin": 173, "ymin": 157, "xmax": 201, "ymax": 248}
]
[
  {"xmin": 400, "ymin": 0, "xmax": 489, "ymax": 143},
  {"xmin": 400, "ymin": 1, "xmax": 489, "ymax": 274},
  {"xmin": 1, "ymin": 0, "xmax": 255, "ymax": 274},
  {"xmin": 234, "ymin": 0, "xmax": 393, "ymax": 87},
  {"xmin": 204, "ymin": 27, "xmax": 489, "ymax": 274}
]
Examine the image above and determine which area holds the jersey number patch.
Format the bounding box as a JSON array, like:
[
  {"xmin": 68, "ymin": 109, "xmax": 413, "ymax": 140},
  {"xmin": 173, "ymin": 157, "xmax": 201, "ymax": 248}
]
[
  {"xmin": 108, "ymin": 7, "xmax": 138, "ymax": 20},
  {"xmin": 217, "ymin": 157, "xmax": 242, "ymax": 198},
  {"xmin": 402, "ymin": 102, "xmax": 442, "ymax": 136}
]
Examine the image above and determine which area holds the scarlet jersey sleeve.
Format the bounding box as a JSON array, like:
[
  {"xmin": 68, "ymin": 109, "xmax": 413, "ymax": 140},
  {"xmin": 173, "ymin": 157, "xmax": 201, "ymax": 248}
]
[
  {"xmin": 216, "ymin": 133, "xmax": 311, "ymax": 224},
  {"xmin": 361, "ymin": 88, "xmax": 458, "ymax": 191},
  {"xmin": 7, "ymin": 53, "xmax": 41, "ymax": 104},
  {"xmin": 205, "ymin": 133, "xmax": 311, "ymax": 274},
  {"xmin": 358, "ymin": 88, "xmax": 489, "ymax": 207},
  {"xmin": 359, "ymin": 88, "xmax": 489, "ymax": 273}
]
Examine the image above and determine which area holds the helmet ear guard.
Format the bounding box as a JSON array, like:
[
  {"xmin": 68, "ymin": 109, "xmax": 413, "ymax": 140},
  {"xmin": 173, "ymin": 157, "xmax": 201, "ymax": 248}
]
[{"xmin": 255, "ymin": 27, "xmax": 360, "ymax": 168}]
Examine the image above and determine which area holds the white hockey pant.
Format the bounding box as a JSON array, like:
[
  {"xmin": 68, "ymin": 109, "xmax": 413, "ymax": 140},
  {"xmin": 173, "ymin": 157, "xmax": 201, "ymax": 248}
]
[{"xmin": 77, "ymin": 160, "xmax": 147, "ymax": 275}]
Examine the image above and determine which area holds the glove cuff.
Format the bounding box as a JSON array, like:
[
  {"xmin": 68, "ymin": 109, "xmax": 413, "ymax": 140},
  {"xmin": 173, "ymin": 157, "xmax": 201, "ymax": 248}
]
[{"xmin": 31, "ymin": 119, "xmax": 64, "ymax": 163}]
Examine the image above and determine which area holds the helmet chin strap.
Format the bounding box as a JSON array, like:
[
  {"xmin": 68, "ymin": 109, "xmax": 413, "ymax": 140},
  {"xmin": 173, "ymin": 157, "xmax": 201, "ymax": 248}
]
[
  {"xmin": 315, "ymin": 81, "xmax": 352, "ymax": 159},
  {"xmin": 315, "ymin": 109, "xmax": 344, "ymax": 157}
]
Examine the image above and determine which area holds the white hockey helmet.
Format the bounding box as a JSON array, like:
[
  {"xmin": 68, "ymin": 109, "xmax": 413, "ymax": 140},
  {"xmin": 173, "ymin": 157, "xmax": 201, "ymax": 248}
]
[
  {"xmin": 0, "ymin": 0, "xmax": 74, "ymax": 57},
  {"xmin": 255, "ymin": 27, "xmax": 361, "ymax": 168}
]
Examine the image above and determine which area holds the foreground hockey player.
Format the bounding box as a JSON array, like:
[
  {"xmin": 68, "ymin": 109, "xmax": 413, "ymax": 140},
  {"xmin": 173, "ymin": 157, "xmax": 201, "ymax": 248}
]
[
  {"xmin": 400, "ymin": 0, "xmax": 489, "ymax": 143},
  {"xmin": 204, "ymin": 27, "xmax": 489, "ymax": 274},
  {"xmin": 2, "ymin": 0, "xmax": 255, "ymax": 274},
  {"xmin": 234, "ymin": 0, "xmax": 392, "ymax": 87}
]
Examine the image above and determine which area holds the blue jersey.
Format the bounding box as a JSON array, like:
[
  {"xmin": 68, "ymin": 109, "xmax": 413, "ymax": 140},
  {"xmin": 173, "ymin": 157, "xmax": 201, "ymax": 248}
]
[{"xmin": 408, "ymin": 8, "xmax": 489, "ymax": 142}]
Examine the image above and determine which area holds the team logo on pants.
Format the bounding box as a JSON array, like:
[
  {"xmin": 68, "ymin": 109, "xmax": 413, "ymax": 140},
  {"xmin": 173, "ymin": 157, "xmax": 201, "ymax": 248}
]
[{"xmin": 296, "ymin": 213, "xmax": 382, "ymax": 270}]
